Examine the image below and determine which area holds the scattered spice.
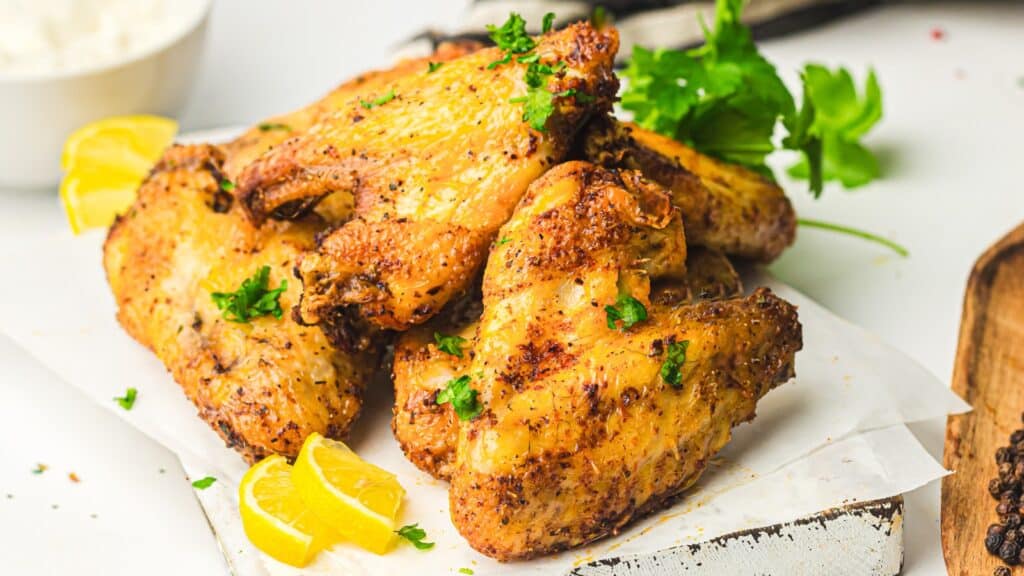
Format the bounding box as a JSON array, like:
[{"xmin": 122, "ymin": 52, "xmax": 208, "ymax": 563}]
[
  {"xmin": 984, "ymin": 414, "xmax": 1024, "ymax": 571},
  {"xmin": 69, "ymin": 472, "xmax": 81, "ymax": 483},
  {"xmin": 32, "ymin": 463, "xmax": 47, "ymax": 475},
  {"xmin": 930, "ymin": 27, "xmax": 945, "ymax": 41}
]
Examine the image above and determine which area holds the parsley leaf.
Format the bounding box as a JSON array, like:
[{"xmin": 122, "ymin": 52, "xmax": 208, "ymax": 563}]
[
  {"xmin": 257, "ymin": 123, "xmax": 291, "ymax": 132},
  {"xmin": 542, "ymin": 12, "xmax": 555, "ymax": 34},
  {"xmin": 496, "ymin": 236, "xmax": 512, "ymax": 245},
  {"xmin": 211, "ymin": 266, "xmax": 288, "ymax": 323},
  {"xmin": 396, "ymin": 523, "xmax": 435, "ymax": 550},
  {"xmin": 787, "ymin": 65, "xmax": 882, "ymax": 190},
  {"xmin": 605, "ymin": 294, "xmax": 648, "ymax": 331},
  {"xmin": 436, "ymin": 375, "xmax": 483, "ymax": 421},
  {"xmin": 621, "ymin": 0, "xmax": 884, "ymax": 196},
  {"xmin": 220, "ymin": 179, "xmax": 236, "ymax": 192},
  {"xmin": 486, "ymin": 13, "xmax": 535, "ymax": 55},
  {"xmin": 360, "ymin": 89, "xmax": 396, "ymax": 109},
  {"xmin": 434, "ymin": 332, "xmax": 467, "ymax": 358},
  {"xmin": 459, "ymin": 569, "xmax": 475, "ymax": 575},
  {"xmin": 660, "ymin": 341, "xmax": 690, "ymax": 388},
  {"xmin": 191, "ymin": 476, "xmax": 216, "ymax": 490},
  {"xmin": 114, "ymin": 387, "xmax": 138, "ymax": 410},
  {"xmin": 427, "ymin": 61, "xmax": 443, "ymax": 73}
]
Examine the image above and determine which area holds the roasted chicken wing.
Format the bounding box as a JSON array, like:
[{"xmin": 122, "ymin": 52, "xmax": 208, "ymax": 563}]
[
  {"xmin": 104, "ymin": 144, "xmax": 379, "ymax": 462},
  {"xmin": 582, "ymin": 115, "xmax": 796, "ymax": 261},
  {"xmin": 237, "ymin": 23, "xmax": 620, "ymax": 332},
  {"xmin": 392, "ymin": 162, "xmax": 801, "ymax": 560}
]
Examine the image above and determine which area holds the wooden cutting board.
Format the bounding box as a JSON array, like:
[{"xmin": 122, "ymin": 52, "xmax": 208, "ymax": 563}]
[{"xmin": 943, "ymin": 222, "xmax": 1024, "ymax": 574}]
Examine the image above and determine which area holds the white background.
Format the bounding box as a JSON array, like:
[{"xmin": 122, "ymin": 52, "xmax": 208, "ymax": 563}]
[{"xmin": 2, "ymin": 1, "xmax": 1023, "ymax": 575}]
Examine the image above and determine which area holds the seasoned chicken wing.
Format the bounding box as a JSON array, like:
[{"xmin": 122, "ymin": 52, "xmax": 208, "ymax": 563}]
[
  {"xmin": 104, "ymin": 144, "xmax": 379, "ymax": 463},
  {"xmin": 393, "ymin": 162, "xmax": 801, "ymax": 560},
  {"xmin": 582, "ymin": 115, "xmax": 796, "ymax": 261},
  {"xmin": 237, "ymin": 23, "xmax": 620, "ymax": 332}
]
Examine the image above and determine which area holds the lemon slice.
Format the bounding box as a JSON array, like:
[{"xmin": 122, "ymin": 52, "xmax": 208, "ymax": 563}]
[
  {"xmin": 239, "ymin": 455, "xmax": 340, "ymax": 567},
  {"xmin": 292, "ymin": 433, "xmax": 406, "ymax": 554},
  {"xmin": 59, "ymin": 115, "xmax": 177, "ymax": 234}
]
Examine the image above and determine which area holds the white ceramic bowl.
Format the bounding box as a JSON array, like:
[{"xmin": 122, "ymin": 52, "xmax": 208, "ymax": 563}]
[{"xmin": 0, "ymin": 0, "xmax": 212, "ymax": 188}]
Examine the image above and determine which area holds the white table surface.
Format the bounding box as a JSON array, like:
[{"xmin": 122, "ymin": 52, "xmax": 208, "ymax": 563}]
[{"xmin": 1, "ymin": 1, "xmax": 1022, "ymax": 574}]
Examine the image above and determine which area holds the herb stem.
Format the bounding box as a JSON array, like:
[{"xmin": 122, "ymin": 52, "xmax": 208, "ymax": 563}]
[{"xmin": 797, "ymin": 218, "xmax": 908, "ymax": 257}]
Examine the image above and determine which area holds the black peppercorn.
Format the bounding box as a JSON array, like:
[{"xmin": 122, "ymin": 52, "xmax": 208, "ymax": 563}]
[
  {"xmin": 995, "ymin": 566, "xmax": 1011, "ymax": 576},
  {"xmin": 1006, "ymin": 513, "xmax": 1023, "ymax": 529},
  {"xmin": 1005, "ymin": 529, "xmax": 1020, "ymax": 545},
  {"xmin": 988, "ymin": 528, "xmax": 1006, "ymax": 553},
  {"xmin": 1000, "ymin": 462, "xmax": 1015, "ymax": 479},
  {"xmin": 998, "ymin": 447, "xmax": 1014, "ymax": 464},
  {"xmin": 999, "ymin": 502, "xmax": 1014, "ymax": 516},
  {"xmin": 994, "ymin": 478, "xmax": 1008, "ymax": 498},
  {"xmin": 1000, "ymin": 540, "xmax": 1021, "ymax": 565}
]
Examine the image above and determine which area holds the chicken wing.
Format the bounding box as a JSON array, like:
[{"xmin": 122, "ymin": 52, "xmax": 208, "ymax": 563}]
[
  {"xmin": 393, "ymin": 162, "xmax": 801, "ymax": 560},
  {"xmin": 392, "ymin": 246, "xmax": 741, "ymax": 481},
  {"xmin": 221, "ymin": 41, "xmax": 481, "ymax": 222},
  {"xmin": 237, "ymin": 22, "xmax": 620, "ymax": 332},
  {"xmin": 582, "ymin": 115, "xmax": 796, "ymax": 261},
  {"xmin": 104, "ymin": 144, "xmax": 379, "ymax": 463}
]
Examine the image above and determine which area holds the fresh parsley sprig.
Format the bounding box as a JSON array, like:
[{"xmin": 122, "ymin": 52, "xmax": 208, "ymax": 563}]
[
  {"xmin": 396, "ymin": 523, "xmax": 434, "ymax": 550},
  {"xmin": 436, "ymin": 375, "xmax": 483, "ymax": 421},
  {"xmin": 660, "ymin": 340, "xmax": 690, "ymax": 389},
  {"xmin": 605, "ymin": 293, "xmax": 648, "ymax": 331},
  {"xmin": 211, "ymin": 266, "xmax": 288, "ymax": 323},
  {"xmin": 434, "ymin": 332, "xmax": 467, "ymax": 358},
  {"xmin": 621, "ymin": 0, "xmax": 883, "ymax": 196}
]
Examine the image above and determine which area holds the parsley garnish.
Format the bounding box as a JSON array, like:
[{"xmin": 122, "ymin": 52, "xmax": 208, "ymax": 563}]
[
  {"xmin": 436, "ymin": 375, "xmax": 483, "ymax": 421},
  {"xmin": 541, "ymin": 12, "xmax": 555, "ymax": 34},
  {"xmin": 496, "ymin": 236, "xmax": 512, "ymax": 245},
  {"xmin": 32, "ymin": 463, "xmax": 47, "ymax": 475},
  {"xmin": 798, "ymin": 218, "xmax": 908, "ymax": 257},
  {"xmin": 211, "ymin": 266, "xmax": 288, "ymax": 323},
  {"xmin": 257, "ymin": 123, "xmax": 291, "ymax": 132},
  {"xmin": 191, "ymin": 476, "xmax": 216, "ymax": 490},
  {"xmin": 360, "ymin": 89, "xmax": 396, "ymax": 109},
  {"xmin": 660, "ymin": 341, "xmax": 690, "ymax": 388},
  {"xmin": 427, "ymin": 61, "xmax": 443, "ymax": 73},
  {"xmin": 114, "ymin": 387, "xmax": 138, "ymax": 410},
  {"xmin": 605, "ymin": 294, "xmax": 648, "ymax": 331},
  {"xmin": 487, "ymin": 13, "xmax": 536, "ymax": 56},
  {"xmin": 396, "ymin": 523, "xmax": 434, "ymax": 550},
  {"xmin": 459, "ymin": 569, "xmax": 475, "ymax": 575},
  {"xmin": 621, "ymin": 0, "xmax": 883, "ymax": 196},
  {"xmin": 434, "ymin": 332, "xmax": 467, "ymax": 358},
  {"xmin": 220, "ymin": 180, "xmax": 235, "ymax": 192}
]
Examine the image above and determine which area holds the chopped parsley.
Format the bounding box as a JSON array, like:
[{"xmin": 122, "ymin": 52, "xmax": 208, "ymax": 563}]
[
  {"xmin": 660, "ymin": 340, "xmax": 690, "ymax": 388},
  {"xmin": 427, "ymin": 61, "xmax": 444, "ymax": 73},
  {"xmin": 32, "ymin": 463, "xmax": 47, "ymax": 475},
  {"xmin": 487, "ymin": 13, "xmax": 536, "ymax": 57},
  {"xmin": 620, "ymin": 0, "xmax": 884, "ymax": 196},
  {"xmin": 191, "ymin": 476, "xmax": 216, "ymax": 490},
  {"xmin": 459, "ymin": 569, "xmax": 475, "ymax": 575},
  {"xmin": 114, "ymin": 387, "xmax": 138, "ymax": 410},
  {"xmin": 436, "ymin": 375, "xmax": 483, "ymax": 421},
  {"xmin": 496, "ymin": 236, "xmax": 512, "ymax": 245},
  {"xmin": 360, "ymin": 89, "xmax": 396, "ymax": 109},
  {"xmin": 396, "ymin": 523, "xmax": 434, "ymax": 550},
  {"xmin": 605, "ymin": 294, "xmax": 648, "ymax": 331},
  {"xmin": 220, "ymin": 179, "xmax": 236, "ymax": 192},
  {"xmin": 541, "ymin": 12, "xmax": 555, "ymax": 34},
  {"xmin": 434, "ymin": 332, "xmax": 467, "ymax": 358},
  {"xmin": 211, "ymin": 265, "xmax": 288, "ymax": 323},
  {"xmin": 257, "ymin": 123, "xmax": 291, "ymax": 132}
]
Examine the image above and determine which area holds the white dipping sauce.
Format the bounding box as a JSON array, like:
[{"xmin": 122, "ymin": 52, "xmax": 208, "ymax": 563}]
[{"xmin": 0, "ymin": 0, "xmax": 193, "ymax": 75}]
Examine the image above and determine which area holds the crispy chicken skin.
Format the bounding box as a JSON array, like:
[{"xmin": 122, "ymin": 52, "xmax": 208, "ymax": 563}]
[
  {"xmin": 237, "ymin": 23, "xmax": 620, "ymax": 332},
  {"xmin": 392, "ymin": 246, "xmax": 741, "ymax": 481},
  {"xmin": 582, "ymin": 115, "xmax": 796, "ymax": 262},
  {"xmin": 392, "ymin": 162, "xmax": 801, "ymax": 560},
  {"xmin": 221, "ymin": 41, "xmax": 481, "ymax": 223},
  {"xmin": 104, "ymin": 144, "xmax": 378, "ymax": 463}
]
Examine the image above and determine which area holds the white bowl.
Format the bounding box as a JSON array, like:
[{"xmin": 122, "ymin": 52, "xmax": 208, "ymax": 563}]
[{"xmin": 0, "ymin": 0, "xmax": 212, "ymax": 188}]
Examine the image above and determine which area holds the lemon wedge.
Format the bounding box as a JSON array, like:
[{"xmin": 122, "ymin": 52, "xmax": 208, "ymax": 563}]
[
  {"xmin": 239, "ymin": 455, "xmax": 340, "ymax": 567},
  {"xmin": 292, "ymin": 433, "xmax": 406, "ymax": 554},
  {"xmin": 59, "ymin": 115, "xmax": 177, "ymax": 234}
]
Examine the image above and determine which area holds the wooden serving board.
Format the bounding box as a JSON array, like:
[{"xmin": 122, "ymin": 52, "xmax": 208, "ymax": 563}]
[{"xmin": 943, "ymin": 223, "xmax": 1024, "ymax": 574}]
